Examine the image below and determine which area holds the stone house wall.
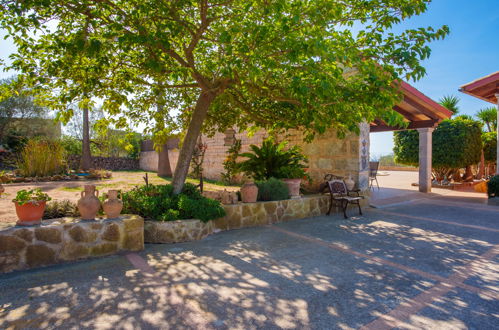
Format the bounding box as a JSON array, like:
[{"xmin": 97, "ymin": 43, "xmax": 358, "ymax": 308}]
[{"xmin": 67, "ymin": 155, "xmax": 140, "ymax": 171}]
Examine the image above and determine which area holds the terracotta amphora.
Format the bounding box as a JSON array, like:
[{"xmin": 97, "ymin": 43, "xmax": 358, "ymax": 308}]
[
  {"xmin": 240, "ymin": 181, "xmax": 258, "ymax": 203},
  {"xmin": 78, "ymin": 185, "xmax": 101, "ymax": 220},
  {"xmin": 103, "ymin": 190, "xmax": 123, "ymax": 219}
]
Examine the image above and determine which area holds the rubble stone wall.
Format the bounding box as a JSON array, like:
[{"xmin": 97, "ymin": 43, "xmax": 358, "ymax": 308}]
[{"xmin": 0, "ymin": 215, "xmax": 144, "ymax": 274}]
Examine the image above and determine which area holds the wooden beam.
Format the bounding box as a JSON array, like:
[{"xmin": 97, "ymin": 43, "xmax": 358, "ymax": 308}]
[
  {"xmin": 402, "ymin": 96, "xmax": 441, "ymax": 120},
  {"xmin": 370, "ymin": 119, "xmax": 439, "ymax": 132},
  {"xmin": 393, "ymin": 105, "xmax": 420, "ymax": 121}
]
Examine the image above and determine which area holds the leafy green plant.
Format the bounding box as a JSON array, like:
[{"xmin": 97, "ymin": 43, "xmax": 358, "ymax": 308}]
[
  {"xmin": 221, "ymin": 139, "xmax": 242, "ymax": 185},
  {"xmin": 12, "ymin": 188, "xmax": 51, "ymax": 206},
  {"xmin": 487, "ymin": 175, "xmax": 499, "ymax": 198},
  {"xmin": 394, "ymin": 118, "xmax": 482, "ymax": 180},
  {"xmin": 43, "ymin": 199, "xmax": 79, "ymax": 219},
  {"xmin": 17, "ymin": 138, "xmax": 66, "ymax": 177},
  {"xmin": 121, "ymin": 183, "xmax": 225, "ymax": 222},
  {"xmin": 482, "ymin": 132, "xmax": 497, "ymax": 163},
  {"xmin": 237, "ymin": 138, "xmax": 308, "ymax": 180},
  {"xmin": 256, "ymin": 178, "xmax": 289, "ymax": 201}
]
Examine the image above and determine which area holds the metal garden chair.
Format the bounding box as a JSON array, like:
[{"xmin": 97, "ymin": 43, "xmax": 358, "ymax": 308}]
[
  {"xmin": 326, "ymin": 179, "xmax": 363, "ymax": 219},
  {"xmin": 369, "ymin": 161, "xmax": 380, "ymax": 190}
]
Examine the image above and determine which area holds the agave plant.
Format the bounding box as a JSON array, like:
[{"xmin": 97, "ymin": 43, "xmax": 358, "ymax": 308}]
[{"xmin": 237, "ymin": 138, "xmax": 308, "ymax": 180}]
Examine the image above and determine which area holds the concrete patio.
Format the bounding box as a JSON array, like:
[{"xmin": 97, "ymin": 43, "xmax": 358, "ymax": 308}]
[{"xmin": 1, "ymin": 192, "xmax": 498, "ymax": 329}]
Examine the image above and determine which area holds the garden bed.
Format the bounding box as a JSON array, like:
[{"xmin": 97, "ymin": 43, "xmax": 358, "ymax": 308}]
[
  {"xmin": 144, "ymin": 195, "xmax": 330, "ymax": 244},
  {"xmin": 0, "ymin": 215, "xmax": 144, "ymax": 274}
]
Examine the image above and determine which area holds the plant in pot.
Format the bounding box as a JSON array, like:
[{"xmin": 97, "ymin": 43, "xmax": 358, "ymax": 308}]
[
  {"xmin": 13, "ymin": 188, "xmax": 51, "ymax": 226},
  {"xmin": 237, "ymin": 138, "xmax": 309, "ymax": 199},
  {"xmin": 487, "ymin": 175, "xmax": 499, "ymax": 206}
]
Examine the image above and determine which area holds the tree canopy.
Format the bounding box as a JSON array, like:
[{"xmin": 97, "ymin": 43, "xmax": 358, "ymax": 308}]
[{"xmin": 0, "ymin": 0, "xmax": 448, "ymax": 192}]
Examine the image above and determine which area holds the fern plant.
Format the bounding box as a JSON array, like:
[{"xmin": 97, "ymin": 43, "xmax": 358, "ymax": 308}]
[{"xmin": 237, "ymin": 138, "xmax": 308, "ymax": 180}]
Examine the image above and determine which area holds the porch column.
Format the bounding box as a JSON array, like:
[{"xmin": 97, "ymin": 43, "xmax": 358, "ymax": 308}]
[
  {"xmin": 496, "ymin": 93, "xmax": 499, "ymax": 174},
  {"xmin": 418, "ymin": 127, "xmax": 434, "ymax": 193}
]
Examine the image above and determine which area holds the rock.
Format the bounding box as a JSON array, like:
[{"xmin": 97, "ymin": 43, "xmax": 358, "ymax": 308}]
[
  {"xmin": 102, "ymin": 223, "xmax": 120, "ymax": 241},
  {"xmin": 35, "ymin": 227, "xmax": 62, "ymax": 244},
  {"xmin": 13, "ymin": 229, "xmax": 34, "ymax": 243},
  {"xmin": 124, "ymin": 216, "xmax": 143, "ymax": 232},
  {"xmin": 68, "ymin": 225, "xmax": 97, "ymax": 243},
  {"xmin": 91, "ymin": 243, "xmax": 118, "ymax": 256},
  {"xmin": 0, "ymin": 235, "xmax": 27, "ymax": 253},
  {"xmin": 124, "ymin": 231, "xmax": 144, "ymax": 251},
  {"xmin": 26, "ymin": 244, "xmax": 56, "ymax": 267},
  {"xmin": 60, "ymin": 242, "xmax": 89, "ymax": 260},
  {"xmin": 0, "ymin": 254, "xmax": 21, "ymax": 273}
]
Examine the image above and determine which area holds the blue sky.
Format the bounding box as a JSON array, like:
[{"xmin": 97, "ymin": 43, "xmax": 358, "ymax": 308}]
[
  {"xmin": 371, "ymin": 0, "xmax": 499, "ymax": 157},
  {"xmin": 1, "ymin": 0, "xmax": 498, "ymax": 153}
]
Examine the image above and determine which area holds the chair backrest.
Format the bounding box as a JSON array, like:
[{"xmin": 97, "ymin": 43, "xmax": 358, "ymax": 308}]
[
  {"xmin": 327, "ymin": 179, "xmax": 347, "ymax": 195},
  {"xmin": 324, "ymin": 173, "xmax": 344, "ymax": 181},
  {"xmin": 369, "ymin": 161, "xmax": 379, "ymax": 177}
]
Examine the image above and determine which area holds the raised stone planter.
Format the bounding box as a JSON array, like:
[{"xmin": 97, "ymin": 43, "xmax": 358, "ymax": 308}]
[
  {"xmin": 145, "ymin": 219, "xmax": 214, "ymax": 244},
  {"xmin": 144, "ymin": 195, "xmax": 330, "ymax": 244},
  {"xmin": 0, "ymin": 215, "xmax": 144, "ymax": 274}
]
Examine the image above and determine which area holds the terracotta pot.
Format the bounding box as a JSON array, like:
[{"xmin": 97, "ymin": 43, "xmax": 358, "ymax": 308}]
[
  {"xmin": 14, "ymin": 201, "xmax": 46, "ymax": 226},
  {"xmin": 103, "ymin": 190, "xmax": 123, "ymax": 219},
  {"xmin": 240, "ymin": 181, "xmax": 258, "ymax": 203},
  {"xmin": 78, "ymin": 185, "xmax": 101, "ymax": 220},
  {"xmin": 283, "ymin": 178, "xmax": 302, "ymax": 199}
]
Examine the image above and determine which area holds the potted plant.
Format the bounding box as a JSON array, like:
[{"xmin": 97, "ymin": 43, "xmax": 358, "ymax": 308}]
[
  {"xmin": 13, "ymin": 188, "xmax": 51, "ymax": 226},
  {"xmin": 487, "ymin": 175, "xmax": 499, "ymax": 206},
  {"xmin": 237, "ymin": 138, "xmax": 309, "ymax": 199}
]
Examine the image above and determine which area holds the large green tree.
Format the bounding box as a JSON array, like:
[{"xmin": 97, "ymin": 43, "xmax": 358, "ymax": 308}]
[{"xmin": 0, "ymin": 0, "xmax": 448, "ymax": 193}]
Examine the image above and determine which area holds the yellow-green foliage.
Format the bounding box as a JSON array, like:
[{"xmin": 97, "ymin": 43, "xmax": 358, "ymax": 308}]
[{"xmin": 17, "ymin": 139, "xmax": 66, "ymax": 177}]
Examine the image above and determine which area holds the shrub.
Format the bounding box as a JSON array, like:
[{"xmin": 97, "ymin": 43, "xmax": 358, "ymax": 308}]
[
  {"xmin": 121, "ymin": 183, "xmax": 225, "ymax": 222},
  {"xmin": 221, "ymin": 139, "xmax": 242, "ymax": 184},
  {"xmin": 488, "ymin": 175, "xmax": 499, "ymax": 198},
  {"xmin": 482, "ymin": 131, "xmax": 497, "ymax": 163},
  {"xmin": 60, "ymin": 135, "xmax": 82, "ymax": 156},
  {"xmin": 393, "ymin": 118, "xmax": 482, "ymax": 180},
  {"xmin": 237, "ymin": 138, "xmax": 308, "ymax": 180},
  {"xmin": 17, "ymin": 138, "xmax": 66, "ymax": 177},
  {"xmin": 43, "ymin": 199, "xmax": 79, "ymax": 219},
  {"xmin": 256, "ymin": 178, "xmax": 289, "ymax": 201}
]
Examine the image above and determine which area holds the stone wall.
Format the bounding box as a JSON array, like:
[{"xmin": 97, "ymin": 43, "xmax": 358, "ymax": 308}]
[
  {"xmin": 0, "ymin": 215, "xmax": 144, "ymax": 274},
  {"xmin": 145, "ymin": 195, "xmax": 331, "ymax": 244},
  {"xmin": 155, "ymin": 125, "xmax": 370, "ymax": 192},
  {"xmin": 67, "ymin": 156, "xmax": 140, "ymax": 171},
  {"xmin": 139, "ymin": 151, "xmax": 158, "ymax": 172}
]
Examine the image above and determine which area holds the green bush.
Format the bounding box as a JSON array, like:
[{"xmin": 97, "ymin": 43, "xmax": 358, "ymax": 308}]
[
  {"xmin": 256, "ymin": 178, "xmax": 289, "ymax": 201},
  {"xmin": 17, "ymin": 138, "xmax": 66, "ymax": 177},
  {"xmin": 482, "ymin": 132, "xmax": 497, "ymax": 163},
  {"xmin": 488, "ymin": 175, "xmax": 499, "ymax": 198},
  {"xmin": 393, "ymin": 118, "xmax": 482, "ymax": 179},
  {"xmin": 60, "ymin": 135, "xmax": 82, "ymax": 156},
  {"xmin": 43, "ymin": 199, "xmax": 79, "ymax": 219},
  {"xmin": 121, "ymin": 183, "xmax": 225, "ymax": 222},
  {"xmin": 237, "ymin": 138, "xmax": 308, "ymax": 180}
]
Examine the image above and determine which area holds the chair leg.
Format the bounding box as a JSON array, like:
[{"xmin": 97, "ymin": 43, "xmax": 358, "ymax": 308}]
[
  {"xmin": 327, "ymin": 196, "xmax": 333, "ymax": 215},
  {"xmin": 357, "ymin": 201, "xmax": 362, "ymax": 216},
  {"xmin": 375, "ymin": 177, "xmax": 379, "ymax": 190},
  {"xmin": 343, "ymin": 200, "xmax": 348, "ymax": 219}
]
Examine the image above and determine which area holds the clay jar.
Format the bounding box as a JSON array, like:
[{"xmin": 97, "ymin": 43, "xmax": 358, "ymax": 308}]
[
  {"xmin": 282, "ymin": 178, "xmax": 302, "ymax": 199},
  {"xmin": 103, "ymin": 190, "xmax": 123, "ymax": 219},
  {"xmin": 240, "ymin": 181, "xmax": 258, "ymax": 203},
  {"xmin": 78, "ymin": 185, "xmax": 101, "ymax": 220}
]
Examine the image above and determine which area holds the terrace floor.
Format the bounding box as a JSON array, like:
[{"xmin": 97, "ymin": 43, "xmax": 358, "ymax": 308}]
[{"xmin": 1, "ymin": 195, "xmax": 498, "ymax": 329}]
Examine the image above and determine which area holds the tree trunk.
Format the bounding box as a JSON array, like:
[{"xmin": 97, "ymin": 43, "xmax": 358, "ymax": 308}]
[
  {"xmin": 463, "ymin": 165, "xmax": 474, "ymax": 182},
  {"xmin": 157, "ymin": 143, "xmax": 172, "ymax": 177},
  {"xmin": 172, "ymin": 91, "xmax": 216, "ymax": 194},
  {"xmin": 80, "ymin": 106, "xmax": 92, "ymax": 170},
  {"xmin": 477, "ymin": 150, "xmax": 485, "ymax": 179}
]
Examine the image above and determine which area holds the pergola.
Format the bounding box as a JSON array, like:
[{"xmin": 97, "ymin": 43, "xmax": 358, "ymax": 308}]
[
  {"xmin": 370, "ymin": 81, "xmax": 453, "ymax": 193},
  {"xmin": 459, "ymin": 71, "xmax": 499, "ymax": 174}
]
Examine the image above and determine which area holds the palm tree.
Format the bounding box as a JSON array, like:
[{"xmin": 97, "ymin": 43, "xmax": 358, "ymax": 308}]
[
  {"xmin": 475, "ymin": 107, "xmax": 497, "ymax": 133},
  {"xmin": 438, "ymin": 95, "xmax": 460, "ymax": 115}
]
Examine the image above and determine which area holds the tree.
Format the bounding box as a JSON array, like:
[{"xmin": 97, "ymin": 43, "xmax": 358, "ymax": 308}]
[
  {"xmin": 476, "ymin": 107, "xmax": 497, "ymax": 133},
  {"xmin": 394, "ymin": 118, "xmax": 482, "ymax": 180},
  {"xmin": 438, "ymin": 95, "xmax": 460, "ymax": 115},
  {"xmin": 0, "ymin": 76, "xmax": 47, "ymax": 144},
  {"xmin": 1, "ymin": 0, "xmax": 448, "ymax": 193}
]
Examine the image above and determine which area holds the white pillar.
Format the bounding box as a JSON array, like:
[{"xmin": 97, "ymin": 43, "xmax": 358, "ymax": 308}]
[
  {"xmin": 418, "ymin": 127, "xmax": 434, "ymax": 193},
  {"xmin": 496, "ymin": 93, "xmax": 499, "ymax": 175}
]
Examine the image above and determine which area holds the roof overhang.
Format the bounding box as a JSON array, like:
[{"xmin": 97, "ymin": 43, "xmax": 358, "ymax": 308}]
[
  {"xmin": 370, "ymin": 81, "xmax": 453, "ymax": 132},
  {"xmin": 459, "ymin": 71, "xmax": 499, "ymax": 104}
]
